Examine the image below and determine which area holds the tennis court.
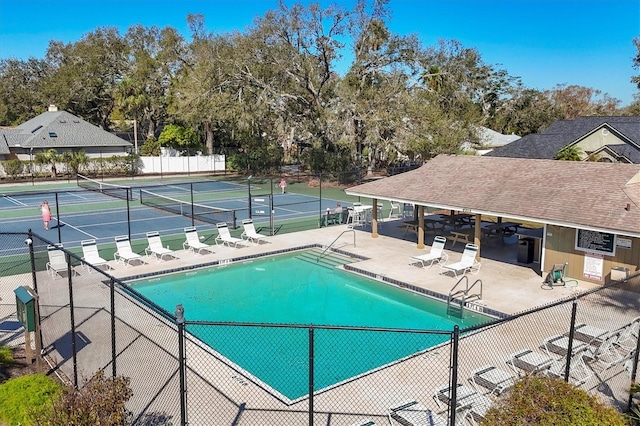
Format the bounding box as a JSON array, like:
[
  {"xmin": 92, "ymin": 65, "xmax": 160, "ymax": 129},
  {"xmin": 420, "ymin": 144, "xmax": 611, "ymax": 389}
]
[{"xmin": 0, "ymin": 175, "xmax": 355, "ymax": 255}]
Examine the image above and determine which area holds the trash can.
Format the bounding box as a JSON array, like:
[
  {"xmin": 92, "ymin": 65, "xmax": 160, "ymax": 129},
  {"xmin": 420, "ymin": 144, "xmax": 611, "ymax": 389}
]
[{"xmin": 517, "ymin": 238, "xmax": 534, "ymax": 263}]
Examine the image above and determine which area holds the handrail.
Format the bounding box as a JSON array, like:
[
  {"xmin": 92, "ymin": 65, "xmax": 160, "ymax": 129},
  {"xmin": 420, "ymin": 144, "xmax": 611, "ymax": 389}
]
[
  {"xmin": 447, "ymin": 276, "xmax": 483, "ymax": 314},
  {"xmin": 317, "ymin": 228, "xmax": 356, "ymax": 263}
]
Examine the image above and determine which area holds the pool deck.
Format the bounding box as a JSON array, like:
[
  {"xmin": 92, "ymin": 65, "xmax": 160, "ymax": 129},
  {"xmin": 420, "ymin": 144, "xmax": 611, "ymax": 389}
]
[
  {"xmin": 2, "ymin": 220, "xmax": 637, "ymax": 425},
  {"xmin": 106, "ymin": 219, "xmax": 600, "ymax": 316}
]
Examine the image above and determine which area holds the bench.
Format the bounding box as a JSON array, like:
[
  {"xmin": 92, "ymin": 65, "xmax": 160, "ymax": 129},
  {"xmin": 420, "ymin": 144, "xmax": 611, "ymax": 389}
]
[{"xmin": 449, "ymin": 229, "xmax": 474, "ymax": 246}]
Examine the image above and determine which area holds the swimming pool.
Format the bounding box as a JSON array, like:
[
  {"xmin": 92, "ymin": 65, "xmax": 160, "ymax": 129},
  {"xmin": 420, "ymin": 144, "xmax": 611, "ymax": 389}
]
[{"xmin": 131, "ymin": 250, "xmax": 492, "ymax": 400}]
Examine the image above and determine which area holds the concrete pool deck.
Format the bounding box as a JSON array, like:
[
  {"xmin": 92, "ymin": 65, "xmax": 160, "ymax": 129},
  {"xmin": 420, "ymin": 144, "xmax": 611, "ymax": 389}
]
[{"xmin": 2, "ymin": 221, "xmax": 637, "ymax": 425}]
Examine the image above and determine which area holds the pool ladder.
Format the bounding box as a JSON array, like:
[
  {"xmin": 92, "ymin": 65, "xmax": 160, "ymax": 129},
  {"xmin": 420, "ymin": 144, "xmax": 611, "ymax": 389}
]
[{"xmin": 447, "ymin": 276, "xmax": 483, "ymax": 317}]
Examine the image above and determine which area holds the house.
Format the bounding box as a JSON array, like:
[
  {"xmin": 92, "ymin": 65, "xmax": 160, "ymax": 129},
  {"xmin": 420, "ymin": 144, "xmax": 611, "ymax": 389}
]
[
  {"xmin": 345, "ymin": 154, "xmax": 640, "ymax": 285},
  {"xmin": 485, "ymin": 116, "xmax": 640, "ymax": 162},
  {"xmin": 0, "ymin": 105, "xmax": 132, "ymax": 163}
]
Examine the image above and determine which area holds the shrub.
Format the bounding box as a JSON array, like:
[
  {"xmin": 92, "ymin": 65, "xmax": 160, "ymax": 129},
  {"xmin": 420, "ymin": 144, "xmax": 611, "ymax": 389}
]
[
  {"xmin": 0, "ymin": 373, "xmax": 61, "ymax": 425},
  {"xmin": 0, "ymin": 344, "xmax": 13, "ymax": 365},
  {"xmin": 36, "ymin": 370, "xmax": 133, "ymax": 425},
  {"xmin": 2, "ymin": 159, "xmax": 25, "ymax": 179},
  {"xmin": 481, "ymin": 374, "xmax": 628, "ymax": 426}
]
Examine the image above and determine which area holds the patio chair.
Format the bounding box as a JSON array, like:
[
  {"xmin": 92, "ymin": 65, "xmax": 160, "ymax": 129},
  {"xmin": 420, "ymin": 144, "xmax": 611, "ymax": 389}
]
[
  {"xmin": 434, "ymin": 383, "xmax": 491, "ymax": 425},
  {"xmin": 388, "ymin": 400, "xmax": 448, "ymax": 426},
  {"xmin": 215, "ymin": 222, "xmax": 245, "ymax": 248},
  {"xmin": 114, "ymin": 235, "xmax": 145, "ymax": 266},
  {"xmin": 113, "ymin": 235, "xmax": 146, "ymax": 266},
  {"xmin": 583, "ymin": 329, "xmax": 632, "ymax": 374},
  {"xmin": 182, "ymin": 227, "xmax": 214, "ymax": 255},
  {"xmin": 241, "ymin": 219, "xmax": 270, "ymax": 244},
  {"xmin": 145, "ymin": 231, "xmax": 179, "ymax": 261},
  {"xmin": 506, "ymin": 349, "xmax": 553, "ymax": 375},
  {"xmin": 47, "ymin": 244, "xmax": 76, "ymax": 278},
  {"xmin": 80, "ymin": 239, "xmax": 112, "ymax": 272},
  {"xmin": 546, "ymin": 345, "xmax": 594, "ymax": 385},
  {"xmin": 617, "ymin": 316, "xmax": 640, "ymax": 351},
  {"xmin": 468, "ymin": 365, "xmax": 517, "ymax": 396},
  {"xmin": 410, "ymin": 236, "xmax": 448, "ymax": 268},
  {"xmin": 439, "ymin": 243, "xmax": 480, "ymax": 278},
  {"xmin": 542, "ymin": 334, "xmax": 587, "ymax": 357}
]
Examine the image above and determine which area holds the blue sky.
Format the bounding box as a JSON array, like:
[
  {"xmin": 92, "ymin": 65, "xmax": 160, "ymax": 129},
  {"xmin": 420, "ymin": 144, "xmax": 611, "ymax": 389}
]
[{"xmin": 1, "ymin": 0, "xmax": 638, "ymax": 105}]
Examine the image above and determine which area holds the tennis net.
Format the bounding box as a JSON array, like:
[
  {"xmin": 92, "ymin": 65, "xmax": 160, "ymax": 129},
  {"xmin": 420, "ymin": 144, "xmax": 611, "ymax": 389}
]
[
  {"xmin": 140, "ymin": 189, "xmax": 237, "ymax": 227},
  {"xmin": 77, "ymin": 174, "xmax": 134, "ymax": 200}
]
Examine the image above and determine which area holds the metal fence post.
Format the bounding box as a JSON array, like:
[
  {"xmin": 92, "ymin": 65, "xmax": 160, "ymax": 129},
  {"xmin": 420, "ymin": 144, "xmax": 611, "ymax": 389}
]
[
  {"xmin": 308, "ymin": 326, "xmax": 315, "ymax": 426},
  {"xmin": 110, "ymin": 278, "xmax": 116, "ymax": 378},
  {"xmin": 176, "ymin": 305, "xmax": 187, "ymax": 426},
  {"xmin": 627, "ymin": 331, "xmax": 640, "ymax": 409},
  {"xmin": 450, "ymin": 326, "xmax": 460, "ymax": 426},
  {"xmin": 564, "ymin": 299, "xmax": 578, "ymax": 382},
  {"xmin": 67, "ymin": 251, "xmax": 78, "ymax": 387}
]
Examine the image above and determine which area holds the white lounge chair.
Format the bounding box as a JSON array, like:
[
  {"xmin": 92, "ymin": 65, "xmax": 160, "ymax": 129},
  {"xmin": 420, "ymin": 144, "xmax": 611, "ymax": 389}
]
[
  {"xmin": 469, "ymin": 365, "xmax": 517, "ymax": 396},
  {"xmin": 182, "ymin": 227, "xmax": 214, "ymax": 255},
  {"xmin": 583, "ymin": 329, "xmax": 632, "ymax": 374},
  {"xmin": 507, "ymin": 349, "xmax": 553, "ymax": 375},
  {"xmin": 145, "ymin": 231, "xmax": 178, "ymax": 261},
  {"xmin": 389, "ymin": 400, "xmax": 448, "ymax": 426},
  {"xmin": 46, "ymin": 244, "xmax": 76, "ymax": 278},
  {"xmin": 434, "ymin": 384, "xmax": 491, "ymax": 425},
  {"xmin": 81, "ymin": 239, "xmax": 112, "ymax": 272},
  {"xmin": 440, "ymin": 243, "xmax": 480, "ymax": 277},
  {"xmin": 114, "ymin": 235, "xmax": 145, "ymax": 266},
  {"xmin": 241, "ymin": 219, "xmax": 270, "ymax": 244},
  {"xmin": 215, "ymin": 222, "xmax": 245, "ymax": 248},
  {"xmin": 411, "ymin": 236, "xmax": 448, "ymax": 268},
  {"xmin": 617, "ymin": 317, "xmax": 640, "ymax": 351}
]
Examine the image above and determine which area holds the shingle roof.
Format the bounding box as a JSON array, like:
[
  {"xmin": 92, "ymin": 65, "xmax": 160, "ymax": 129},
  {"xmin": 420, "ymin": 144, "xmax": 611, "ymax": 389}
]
[
  {"xmin": 486, "ymin": 116, "xmax": 640, "ymax": 161},
  {"xmin": 345, "ymin": 155, "xmax": 640, "ymax": 237},
  {"xmin": 1, "ymin": 110, "xmax": 132, "ymax": 149}
]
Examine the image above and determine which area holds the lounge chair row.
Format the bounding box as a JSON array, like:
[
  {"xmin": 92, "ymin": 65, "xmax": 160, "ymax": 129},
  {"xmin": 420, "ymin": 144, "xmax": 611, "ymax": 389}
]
[
  {"xmin": 46, "ymin": 220, "xmax": 271, "ymax": 276},
  {"xmin": 388, "ymin": 318, "xmax": 639, "ymax": 425},
  {"xmin": 410, "ymin": 237, "xmax": 480, "ymax": 278}
]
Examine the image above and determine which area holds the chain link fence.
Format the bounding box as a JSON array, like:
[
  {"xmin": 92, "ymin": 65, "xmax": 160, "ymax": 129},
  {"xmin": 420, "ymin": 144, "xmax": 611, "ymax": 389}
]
[{"xmin": 1, "ymin": 230, "xmax": 638, "ymax": 425}]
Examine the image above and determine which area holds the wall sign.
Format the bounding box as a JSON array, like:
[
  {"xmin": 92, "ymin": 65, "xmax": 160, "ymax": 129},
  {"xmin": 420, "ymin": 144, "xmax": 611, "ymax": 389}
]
[
  {"xmin": 583, "ymin": 252, "xmax": 604, "ymax": 281},
  {"xmin": 616, "ymin": 237, "xmax": 632, "ymax": 249},
  {"xmin": 574, "ymin": 229, "xmax": 616, "ymax": 256}
]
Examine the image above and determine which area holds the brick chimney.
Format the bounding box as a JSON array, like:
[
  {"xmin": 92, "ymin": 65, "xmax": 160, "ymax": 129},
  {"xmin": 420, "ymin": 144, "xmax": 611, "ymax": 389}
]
[{"xmin": 48, "ymin": 104, "xmax": 58, "ymax": 112}]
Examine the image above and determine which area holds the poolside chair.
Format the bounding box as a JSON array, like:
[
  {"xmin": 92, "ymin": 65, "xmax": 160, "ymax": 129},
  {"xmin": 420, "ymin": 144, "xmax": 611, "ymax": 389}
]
[
  {"xmin": 182, "ymin": 227, "xmax": 214, "ymax": 255},
  {"xmin": 617, "ymin": 316, "xmax": 640, "ymax": 351},
  {"xmin": 468, "ymin": 365, "xmax": 517, "ymax": 396},
  {"xmin": 546, "ymin": 345, "xmax": 594, "ymax": 385},
  {"xmin": 241, "ymin": 219, "xmax": 270, "ymax": 244},
  {"xmin": 434, "ymin": 383, "xmax": 491, "ymax": 425},
  {"xmin": 410, "ymin": 236, "xmax": 448, "ymax": 268},
  {"xmin": 543, "ymin": 334, "xmax": 587, "ymax": 357},
  {"xmin": 114, "ymin": 235, "xmax": 145, "ymax": 266},
  {"xmin": 46, "ymin": 244, "xmax": 76, "ymax": 278},
  {"xmin": 583, "ymin": 329, "xmax": 632, "ymax": 374},
  {"xmin": 215, "ymin": 222, "xmax": 245, "ymax": 248},
  {"xmin": 506, "ymin": 349, "xmax": 554, "ymax": 375},
  {"xmin": 439, "ymin": 243, "xmax": 480, "ymax": 278},
  {"xmin": 80, "ymin": 239, "xmax": 112, "ymax": 272},
  {"xmin": 388, "ymin": 400, "xmax": 448, "ymax": 426},
  {"xmin": 145, "ymin": 231, "xmax": 179, "ymax": 261}
]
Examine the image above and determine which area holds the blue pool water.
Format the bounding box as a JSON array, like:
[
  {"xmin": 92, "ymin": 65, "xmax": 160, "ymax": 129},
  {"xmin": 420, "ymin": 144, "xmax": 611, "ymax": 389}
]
[{"xmin": 131, "ymin": 251, "xmax": 491, "ymax": 400}]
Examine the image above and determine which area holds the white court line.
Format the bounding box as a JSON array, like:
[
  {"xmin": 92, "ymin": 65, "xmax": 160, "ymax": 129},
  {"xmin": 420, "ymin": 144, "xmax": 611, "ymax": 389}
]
[
  {"xmin": 3, "ymin": 195, "xmax": 27, "ymax": 206},
  {"xmin": 52, "ymin": 218, "xmax": 97, "ymax": 239}
]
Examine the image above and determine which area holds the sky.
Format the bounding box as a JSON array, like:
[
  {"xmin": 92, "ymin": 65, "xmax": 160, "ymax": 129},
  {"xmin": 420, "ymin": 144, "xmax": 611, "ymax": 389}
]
[{"xmin": 0, "ymin": 0, "xmax": 638, "ymax": 105}]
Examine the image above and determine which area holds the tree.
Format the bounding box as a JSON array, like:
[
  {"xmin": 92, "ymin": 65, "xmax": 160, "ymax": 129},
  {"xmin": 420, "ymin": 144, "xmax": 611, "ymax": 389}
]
[
  {"xmin": 43, "ymin": 27, "xmax": 128, "ymax": 129},
  {"xmin": 1, "ymin": 159, "xmax": 24, "ymax": 180},
  {"xmin": 0, "ymin": 58, "xmax": 51, "ymax": 125},
  {"xmin": 555, "ymin": 145, "xmax": 583, "ymax": 161},
  {"xmin": 482, "ymin": 375, "xmax": 627, "ymax": 426},
  {"xmin": 548, "ymin": 84, "xmax": 619, "ymax": 119},
  {"xmin": 35, "ymin": 149, "xmax": 61, "ymax": 178},
  {"xmin": 158, "ymin": 123, "xmax": 198, "ymax": 152},
  {"xmin": 632, "ymin": 36, "xmax": 640, "ymax": 92},
  {"xmin": 62, "ymin": 151, "xmax": 89, "ymax": 176}
]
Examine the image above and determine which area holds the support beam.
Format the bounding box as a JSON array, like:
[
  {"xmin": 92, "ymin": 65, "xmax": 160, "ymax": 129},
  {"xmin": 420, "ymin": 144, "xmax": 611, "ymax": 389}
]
[
  {"xmin": 417, "ymin": 205, "xmax": 425, "ymax": 249},
  {"xmin": 371, "ymin": 199, "xmax": 379, "ymax": 238}
]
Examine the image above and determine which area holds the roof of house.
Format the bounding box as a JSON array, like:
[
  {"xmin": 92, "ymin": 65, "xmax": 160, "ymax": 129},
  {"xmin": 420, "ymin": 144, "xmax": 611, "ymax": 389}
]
[
  {"xmin": 485, "ymin": 116, "xmax": 640, "ymax": 161},
  {"xmin": 0, "ymin": 110, "xmax": 132, "ymax": 150},
  {"xmin": 345, "ymin": 154, "xmax": 640, "ymax": 237}
]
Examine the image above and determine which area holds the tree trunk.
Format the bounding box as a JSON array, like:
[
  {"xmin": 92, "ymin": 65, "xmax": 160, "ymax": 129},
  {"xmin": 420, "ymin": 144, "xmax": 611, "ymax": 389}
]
[{"xmin": 204, "ymin": 122, "xmax": 214, "ymax": 155}]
